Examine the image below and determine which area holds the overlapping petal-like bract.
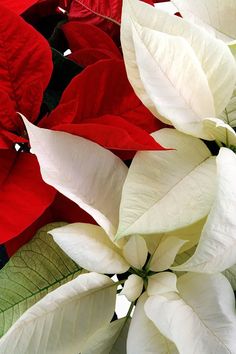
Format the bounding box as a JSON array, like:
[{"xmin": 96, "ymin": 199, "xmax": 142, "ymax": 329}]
[
  {"xmin": 0, "ymin": 0, "xmax": 39, "ymax": 14},
  {"xmin": 0, "ymin": 5, "xmax": 52, "ymax": 138},
  {"xmin": 121, "ymin": 274, "xmax": 143, "ymax": 302},
  {"xmin": 40, "ymin": 59, "xmax": 165, "ymax": 159},
  {"xmin": 145, "ymin": 273, "xmax": 236, "ymax": 354},
  {"xmin": 127, "ymin": 294, "xmax": 178, "ymax": 354},
  {"xmin": 203, "ymin": 117, "xmax": 236, "ymax": 147},
  {"xmin": 122, "ymin": 235, "xmax": 148, "ymax": 269},
  {"xmin": 0, "ymin": 151, "xmax": 56, "ymax": 243},
  {"xmin": 50, "ymin": 223, "xmax": 129, "ymax": 274},
  {"xmin": 172, "ymin": 0, "xmax": 236, "ymax": 42},
  {"xmin": 116, "ymin": 129, "xmax": 216, "ymax": 238},
  {"xmin": 121, "ymin": 0, "xmax": 236, "ymax": 138},
  {"xmin": 62, "ymin": 22, "xmax": 122, "ymax": 65},
  {"xmin": 0, "ymin": 273, "xmax": 117, "ymax": 354},
  {"xmin": 149, "ymin": 237, "xmax": 186, "ymax": 272},
  {"xmin": 69, "ymin": 0, "xmax": 154, "ymax": 44},
  {"xmin": 23, "ymin": 117, "xmax": 128, "ymax": 238},
  {"xmin": 147, "ymin": 272, "xmax": 178, "ymax": 295},
  {"xmin": 173, "ymin": 148, "xmax": 236, "ymax": 273}
]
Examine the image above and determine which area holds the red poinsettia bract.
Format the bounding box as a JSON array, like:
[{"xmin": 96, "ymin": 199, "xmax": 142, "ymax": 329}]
[
  {"xmin": 63, "ymin": 22, "xmax": 122, "ymax": 66},
  {"xmin": 0, "ymin": 0, "xmax": 71, "ymax": 15},
  {"xmin": 0, "ymin": 2, "xmax": 166, "ymax": 249},
  {"xmin": 68, "ymin": 0, "xmax": 155, "ymax": 44},
  {"xmin": 40, "ymin": 59, "xmax": 166, "ymax": 159},
  {"xmin": 0, "ymin": 5, "xmax": 56, "ymax": 245},
  {"xmin": 0, "ymin": 4, "xmax": 52, "ymax": 145}
]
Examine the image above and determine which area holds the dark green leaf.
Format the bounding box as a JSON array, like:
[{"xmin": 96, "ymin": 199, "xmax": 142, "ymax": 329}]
[
  {"xmin": 41, "ymin": 48, "xmax": 83, "ymax": 114},
  {"xmin": 49, "ymin": 19, "xmax": 68, "ymax": 53},
  {"xmin": 0, "ymin": 246, "xmax": 8, "ymax": 270}
]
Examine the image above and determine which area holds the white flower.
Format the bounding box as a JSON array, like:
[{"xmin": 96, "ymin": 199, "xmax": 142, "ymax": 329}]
[
  {"xmin": 9, "ymin": 111, "xmax": 236, "ymax": 353},
  {"xmin": 121, "ymin": 0, "xmax": 236, "ymax": 141}
]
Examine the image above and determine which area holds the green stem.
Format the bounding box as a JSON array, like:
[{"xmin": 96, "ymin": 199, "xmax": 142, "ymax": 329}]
[
  {"xmin": 126, "ymin": 302, "xmax": 135, "ymax": 319},
  {"xmin": 115, "ymin": 279, "xmax": 126, "ymax": 287},
  {"xmin": 224, "ymin": 109, "xmax": 230, "ymax": 147},
  {"xmin": 130, "ymin": 267, "xmax": 146, "ymax": 278},
  {"xmin": 144, "ymin": 255, "xmax": 153, "ymax": 272},
  {"xmin": 215, "ymin": 140, "xmax": 224, "ymax": 148}
]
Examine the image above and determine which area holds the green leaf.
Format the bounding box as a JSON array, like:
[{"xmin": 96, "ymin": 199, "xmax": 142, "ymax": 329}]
[
  {"xmin": 0, "ymin": 273, "xmax": 117, "ymax": 354},
  {"xmin": 0, "ymin": 222, "xmax": 83, "ymax": 337},
  {"xmin": 219, "ymin": 89, "xmax": 236, "ymax": 128},
  {"xmin": 0, "ymin": 245, "xmax": 8, "ymax": 270},
  {"xmin": 49, "ymin": 20, "xmax": 68, "ymax": 54},
  {"xmin": 223, "ymin": 264, "xmax": 236, "ymax": 291},
  {"xmin": 173, "ymin": 246, "xmax": 197, "ymax": 266}
]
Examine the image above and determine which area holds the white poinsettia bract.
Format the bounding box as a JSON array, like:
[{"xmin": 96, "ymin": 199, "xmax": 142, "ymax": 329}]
[
  {"xmin": 121, "ymin": 0, "xmax": 236, "ymax": 143},
  {"xmin": 3, "ymin": 115, "xmax": 234, "ymax": 354}
]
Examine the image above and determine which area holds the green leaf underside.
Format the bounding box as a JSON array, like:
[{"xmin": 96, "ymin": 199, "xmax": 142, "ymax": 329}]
[
  {"xmin": 173, "ymin": 246, "xmax": 197, "ymax": 267},
  {"xmin": 0, "ymin": 222, "xmax": 83, "ymax": 337},
  {"xmin": 172, "ymin": 246, "xmax": 197, "ymax": 276},
  {"xmin": 82, "ymin": 317, "xmax": 131, "ymax": 354}
]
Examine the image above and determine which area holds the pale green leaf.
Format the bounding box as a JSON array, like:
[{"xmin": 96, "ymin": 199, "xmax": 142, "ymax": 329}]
[
  {"xmin": 22, "ymin": 115, "xmax": 128, "ymax": 239},
  {"xmin": 145, "ymin": 273, "xmax": 236, "ymax": 354},
  {"xmin": 83, "ymin": 318, "xmax": 130, "ymax": 354},
  {"xmin": 110, "ymin": 318, "xmax": 130, "ymax": 354},
  {"xmin": 50, "ymin": 223, "xmax": 129, "ymax": 274},
  {"xmin": 116, "ymin": 129, "xmax": 216, "ymax": 238},
  {"xmin": 173, "ymin": 246, "xmax": 196, "ymax": 267},
  {"xmin": 0, "ymin": 273, "xmax": 117, "ymax": 354},
  {"xmin": 229, "ymin": 42, "xmax": 236, "ymax": 61},
  {"xmin": 223, "ymin": 264, "xmax": 236, "ymax": 291},
  {"xmin": 0, "ymin": 223, "xmax": 83, "ymax": 338},
  {"xmin": 203, "ymin": 117, "xmax": 236, "ymax": 147},
  {"xmin": 173, "ymin": 148, "xmax": 236, "ymax": 273},
  {"xmin": 219, "ymin": 88, "xmax": 236, "ymax": 128}
]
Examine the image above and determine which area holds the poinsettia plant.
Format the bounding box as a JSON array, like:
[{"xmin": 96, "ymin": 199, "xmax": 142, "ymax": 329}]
[{"xmin": 1, "ymin": 0, "xmax": 236, "ymax": 353}]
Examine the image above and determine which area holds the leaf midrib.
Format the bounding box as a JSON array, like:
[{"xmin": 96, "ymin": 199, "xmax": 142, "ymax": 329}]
[
  {"xmin": 75, "ymin": 0, "xmax": 121, "ymax": 26},
  {"xmin": 0, "ymin": 269, "xmax": 81, "ymax": 314},
  {"xmin": 10, "ymin": 279, "xmax": 117, "ymax": 331}
]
